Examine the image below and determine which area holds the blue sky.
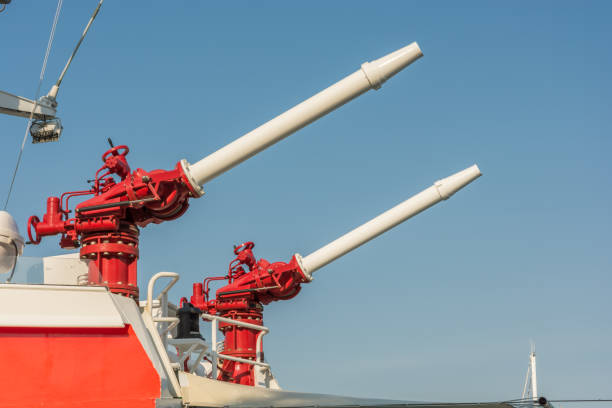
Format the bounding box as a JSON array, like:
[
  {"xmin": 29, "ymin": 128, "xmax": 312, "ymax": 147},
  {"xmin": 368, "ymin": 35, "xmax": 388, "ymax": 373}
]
[{"xmin": 1, "ymin": 1, "xmax": 610, "ymax": 405}]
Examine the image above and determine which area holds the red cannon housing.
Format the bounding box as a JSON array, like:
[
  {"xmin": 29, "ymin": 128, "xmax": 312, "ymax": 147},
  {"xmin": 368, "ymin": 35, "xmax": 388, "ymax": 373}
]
[
  {"xmin": 188, "ymin": 241, "xmax": 310, "ymax": 385},
  {"xmin": 27, "ymin": 142, "xmax": 202, "ymax": 298}
]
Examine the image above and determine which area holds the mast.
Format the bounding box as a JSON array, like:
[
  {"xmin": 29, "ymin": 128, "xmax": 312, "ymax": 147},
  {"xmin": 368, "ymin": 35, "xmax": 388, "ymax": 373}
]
[
  {"xmin": 522, "ymin": 342, "xmax": 539, "ymax": 404},
  {"xmin": 530, "ymin": 345, "xmax": 538, "ymax": 400}
]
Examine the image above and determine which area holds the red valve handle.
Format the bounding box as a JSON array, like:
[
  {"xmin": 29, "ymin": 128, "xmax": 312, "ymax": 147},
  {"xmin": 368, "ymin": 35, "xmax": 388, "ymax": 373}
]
[
  {"xmin": 27, "ymin": 215, "xmax": 41, "ymax": 245},
  {"xmin": 102, "ymin": 145, "xmax": 129, "ymax": 162},
  {"xmin": 234, "ymin": 241, "xmax": 254, "ymax": 255}
]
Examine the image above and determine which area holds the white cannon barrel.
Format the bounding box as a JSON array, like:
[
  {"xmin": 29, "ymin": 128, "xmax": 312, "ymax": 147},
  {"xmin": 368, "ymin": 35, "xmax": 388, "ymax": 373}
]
[
  {"xmin": 295, "ymin": 165, "xmax": 482, "ymax": 278},
  {"xmin": 184, "ymin": 43, "xmax": 423, "ymax": 187}
]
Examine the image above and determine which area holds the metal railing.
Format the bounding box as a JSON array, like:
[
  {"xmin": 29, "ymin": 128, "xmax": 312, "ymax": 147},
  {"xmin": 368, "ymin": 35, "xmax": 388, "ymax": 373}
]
[
  {"xmin": 146, "ymin": 272, "xmax": 180, "ymax": 349},
  {"xmin": 200, "ymin": 313, "xmax": 270, "ymax": 380},
  {"xmin": 140, "ymin": 272, "xmax": 183, "ymax": 397},
  {"xmin": 144, "ymin": 273, "xmax": 273, "ymax": 386}
]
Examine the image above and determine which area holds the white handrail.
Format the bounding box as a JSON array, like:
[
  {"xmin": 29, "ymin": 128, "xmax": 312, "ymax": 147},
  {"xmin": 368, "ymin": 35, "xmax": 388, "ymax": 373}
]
[
  {"xmin": 144, "ymin": 275, "xmax": 272, "ymax": 386},
  {"xmin": 214, "ymin": 353, "xmax": 270, "ymax": 368},
  {"xmin": 154, "ymin": 316, "xmax": 179, "ymax": 335},
  {"xmin": 201, "ymin": 313, "xmax": 270, "ymax": 380},
  {"xmin": 140, "ymin": 271, "xmax": 183, "ymax": 398},
  {"xmin": 146, "ymin": 272, "xmax": 179, "ymax": 314},
  {"xmin": 146, "ymin": 272, "xmax": 180, "ymax": 350}
]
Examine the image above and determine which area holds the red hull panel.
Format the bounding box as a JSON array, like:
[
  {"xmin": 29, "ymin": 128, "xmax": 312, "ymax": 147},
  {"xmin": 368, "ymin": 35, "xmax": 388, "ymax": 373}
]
[{"xmin": 0, "ymin": 325, "xmax": 160, "ymax": 407}]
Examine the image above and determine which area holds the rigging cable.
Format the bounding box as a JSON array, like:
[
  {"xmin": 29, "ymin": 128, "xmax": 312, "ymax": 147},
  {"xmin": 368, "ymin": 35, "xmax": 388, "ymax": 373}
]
[
  {"xmin": 3, "ymin": 0, "xmax": 64, "ymax": 210},
  {"xmin": 3, "ymin": 0, "xmax": 104, "ymax": 209},
  {"xmin": 53, "ymin": 0, "xmax": 103, "ymax": 93}
]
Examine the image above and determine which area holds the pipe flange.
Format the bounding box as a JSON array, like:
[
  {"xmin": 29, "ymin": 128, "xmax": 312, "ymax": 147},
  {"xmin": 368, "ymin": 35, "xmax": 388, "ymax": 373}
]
[
  {"xmin": 293, "ymin": 253, "xmax": 313, "ymax": 282},
  {"xmin": 179, "ymin": 159, "xmax": 205, "ymax": 197}
]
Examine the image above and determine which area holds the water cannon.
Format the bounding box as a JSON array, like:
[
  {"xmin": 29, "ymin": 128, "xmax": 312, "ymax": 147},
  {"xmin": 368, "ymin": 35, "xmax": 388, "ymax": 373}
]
[
  {"xmin": 183, "ymin": 42, "xmax": 422, "ymax": 185},
  {"xmin": 188, "ymin": 165, "xmax": 481, "ymax": 385},
  {"xmin": 27, "ymin": 43, "xmax": 423, "ymax": 298}
]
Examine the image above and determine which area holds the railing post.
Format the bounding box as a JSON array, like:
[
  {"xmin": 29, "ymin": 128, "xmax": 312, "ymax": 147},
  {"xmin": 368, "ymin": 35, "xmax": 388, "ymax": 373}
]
[
  {"xmin": 256, "ymin": 331, "xmax": 264, "ymax": 364},
  {"xmin": 161, "ymin": 291, "xmax": 168, "ymax": 349},
  {"xmin": 146, "ymin": 272, "xmax": 179, "ymax": 314},
  {"xmin": 211, "ymin": 318, "xmax": 218, "ymax": 380}
]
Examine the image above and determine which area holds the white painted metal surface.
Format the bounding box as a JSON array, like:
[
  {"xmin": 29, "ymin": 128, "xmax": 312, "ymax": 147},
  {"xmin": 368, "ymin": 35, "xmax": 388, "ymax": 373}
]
[
  {"xmin": 168, "ymin": 337, "xmax": 208, "ymax": 373},
  {"xmin": 298, "ymin": 165, "xmax": 481, "ymax": 277},
  {"xmin": 522, "ymin": 344, "xmax": 539, "ymax": 402},
  {"xmin": 0, "ymin": 211, "xmax": 24, "ymax": 251},
  {"xmin": 144, "ymin": 272, "xmax": 180, "ymax": 351},
  {"xmin": 0, "ymin": 284, "xmax": 124, "ymax": 327},
  {"xmin": 177, "ymin": 372, "xmax": 514, "ymax": 408},
  {"xmin": 112, "ymin": 294, "xmax": 181, "ymax": 398},
  {"xmin": 0, "ymin": 210, "xmax": 24, "ymax": 275},
  {"xmin": 42, "ymin": 252, "xmax": 89, "ymax": 285},
  {"xmin": 141, "ymin": 306, "xmax": 184, "ymax": 398},
  {"xmin": 184, "ymin": 43, "xmax": 422, "ymax": 188},
  {"xmin": 530, "ymin": 349, "xmax": 538, "ymax": 400},
  {"xmin": 0, "ymin": 89, "xmax": 56, "ymax": 119},
  {"xmin": 145, "ymin": 272, "xmax": 180, "ymax": 314}
]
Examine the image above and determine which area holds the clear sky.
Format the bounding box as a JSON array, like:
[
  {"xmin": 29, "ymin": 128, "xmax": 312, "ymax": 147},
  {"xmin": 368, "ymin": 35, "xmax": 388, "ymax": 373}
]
[{"xmin": 1, "ymin": 1, "xmax": 610, "ymax": 405}]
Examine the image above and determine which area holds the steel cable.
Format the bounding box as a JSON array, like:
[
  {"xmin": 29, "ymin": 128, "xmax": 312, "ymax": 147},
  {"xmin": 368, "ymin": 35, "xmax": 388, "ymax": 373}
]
[{"xmin": 3, "ymin": 0, "xmax": 63, "ymax": 210}]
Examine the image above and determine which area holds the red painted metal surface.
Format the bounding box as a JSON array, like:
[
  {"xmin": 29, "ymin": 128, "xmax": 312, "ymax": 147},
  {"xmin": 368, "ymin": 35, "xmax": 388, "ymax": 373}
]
[
  {"xmin": 190, "ymin": 241, "xmax": 309, "ymax": 385},
  {"xmin": 27, "ymin": 143, "xmax": 199, "ymax": 299},
  {"xmin": 0, "ymin": 324, "xmax": 160, "ymax": 408}
]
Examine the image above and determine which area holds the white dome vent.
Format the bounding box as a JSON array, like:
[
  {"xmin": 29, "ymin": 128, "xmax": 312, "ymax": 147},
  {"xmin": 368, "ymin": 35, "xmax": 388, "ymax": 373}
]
[{"xmin": 0, "ymin": 210, "xmax": 25, "ymax": 275}]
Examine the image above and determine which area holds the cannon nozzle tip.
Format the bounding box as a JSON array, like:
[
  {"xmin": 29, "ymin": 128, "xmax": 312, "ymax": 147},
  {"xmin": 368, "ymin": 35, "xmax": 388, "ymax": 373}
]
[
  {"xmin": 361, "ymin": 42, "xmax": 423, "ymax": 89},
  {"xmin": 434, "ymin": 164, "xmax": 482, "ymax": 200}
]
